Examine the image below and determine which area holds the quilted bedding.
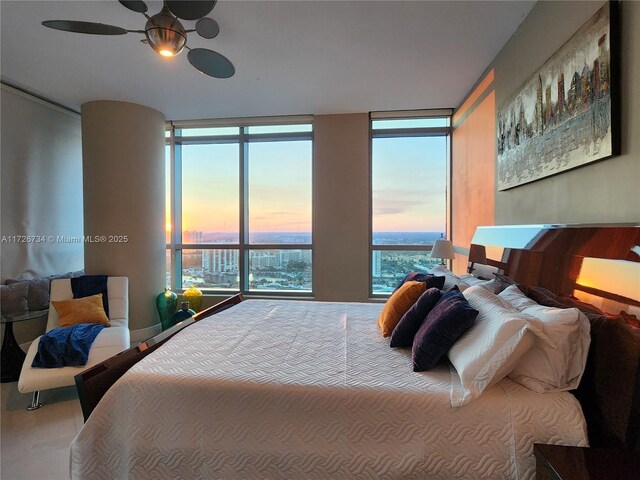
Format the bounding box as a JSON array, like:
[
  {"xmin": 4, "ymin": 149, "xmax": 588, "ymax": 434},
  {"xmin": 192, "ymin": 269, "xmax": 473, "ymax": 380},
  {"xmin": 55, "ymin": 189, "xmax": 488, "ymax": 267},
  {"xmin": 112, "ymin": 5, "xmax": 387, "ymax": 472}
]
[{"xmin": 70, "ymin": 299, "xmax": 587, "ymax": 479}]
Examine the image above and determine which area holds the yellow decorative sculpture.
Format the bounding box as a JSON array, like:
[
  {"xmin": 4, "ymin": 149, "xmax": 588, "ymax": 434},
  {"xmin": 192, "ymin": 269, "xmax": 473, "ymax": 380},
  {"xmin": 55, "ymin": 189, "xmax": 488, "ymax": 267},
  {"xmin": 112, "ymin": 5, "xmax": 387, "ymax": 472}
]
[{"xmin": 182, "ymin": 285, "xmax": 203, "ymax": 312}]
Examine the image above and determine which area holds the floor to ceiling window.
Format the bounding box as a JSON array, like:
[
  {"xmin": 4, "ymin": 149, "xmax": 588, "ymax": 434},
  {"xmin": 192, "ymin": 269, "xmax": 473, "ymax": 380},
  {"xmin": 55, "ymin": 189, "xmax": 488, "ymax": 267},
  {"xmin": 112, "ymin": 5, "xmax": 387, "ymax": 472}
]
[
  {"xmin": 370, "ymin": 112, "xmax": 451, "ymax": 295},
  {"xmin": 165, "ymin": 118, "xmax": 313, "ymax": 294}
]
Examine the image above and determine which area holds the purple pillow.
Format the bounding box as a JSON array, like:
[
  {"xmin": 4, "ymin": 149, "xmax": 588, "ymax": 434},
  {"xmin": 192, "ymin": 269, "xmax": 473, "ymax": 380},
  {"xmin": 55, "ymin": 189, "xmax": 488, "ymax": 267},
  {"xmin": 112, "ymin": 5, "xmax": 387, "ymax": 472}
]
[
  {"xmin": 411, "ymin": 286, "xmax": 479, "ymax": 372},
  {"xmin": 394, "ymin": 272, "xmax": 446, "ymax": 293},
  {"xmin": 390, "ymin": 288, "xmax": 442, "ymax": 348}
]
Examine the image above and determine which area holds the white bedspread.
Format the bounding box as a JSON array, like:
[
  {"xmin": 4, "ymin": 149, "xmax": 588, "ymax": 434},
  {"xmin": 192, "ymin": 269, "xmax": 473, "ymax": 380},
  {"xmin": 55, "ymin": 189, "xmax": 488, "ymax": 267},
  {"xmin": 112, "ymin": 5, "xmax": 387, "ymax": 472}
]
[{"xmin": 70, "ymin": 300, "xmax": 588, "ymax": 479}]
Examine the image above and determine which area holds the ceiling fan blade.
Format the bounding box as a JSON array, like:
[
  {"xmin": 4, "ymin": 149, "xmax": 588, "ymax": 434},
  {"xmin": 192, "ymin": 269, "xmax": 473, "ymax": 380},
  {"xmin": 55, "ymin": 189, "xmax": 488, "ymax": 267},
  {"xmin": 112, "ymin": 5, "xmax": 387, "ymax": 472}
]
[
  {"xmin": 42, "ymin": 20, "xmax": 128, "ymax": 35},
  {"xmin": 118, "ymin": 1, "xmax": 148, "ymax": 13},
  {"xmin": 166, "ymin": 1, "xmax": 216, "ymax": 21},
  {"xmin": 188, "ymin": 48, "xmax": 234, "ymax": 78},
  {"xmin": 195, "ymin": 18, "xmax": 219, "ymax": 39}
]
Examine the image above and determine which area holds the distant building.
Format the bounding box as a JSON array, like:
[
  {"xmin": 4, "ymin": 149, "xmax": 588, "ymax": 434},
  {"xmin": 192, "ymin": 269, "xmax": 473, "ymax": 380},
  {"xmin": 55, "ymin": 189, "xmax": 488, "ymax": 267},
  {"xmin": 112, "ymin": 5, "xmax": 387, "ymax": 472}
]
[
  {"xmin": 372, "ymin": 250, "xmax": 382, "ymax": 277},
  {"xmin": 263, "ymin": 250, "xmax": 312, "ymax": 268},
  {"xmin": 279, "ymin": 250, "xmax": 302, "ymax": 265},
  {"xmin": 203, "ymin": 249, "xmax": 238, "ymax": 274},
  {"xmin": 183, "ymin": 231, "xmax": 203, "ymax": 244},
  {"xmin": 251, "ymin": 252, "xmax": 278, "ymax": 269}
]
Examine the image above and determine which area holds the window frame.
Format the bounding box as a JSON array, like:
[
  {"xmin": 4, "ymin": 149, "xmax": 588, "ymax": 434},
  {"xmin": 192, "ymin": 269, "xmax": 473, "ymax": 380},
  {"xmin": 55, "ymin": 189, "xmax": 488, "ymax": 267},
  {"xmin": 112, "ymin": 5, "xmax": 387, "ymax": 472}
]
[
  {"xmin": 369, "ymin": 112, "xmax": 452, "ymax": 297},
  {"xmin": 166, "ymin": 120, "xmax": 314, "ymax": 296}
]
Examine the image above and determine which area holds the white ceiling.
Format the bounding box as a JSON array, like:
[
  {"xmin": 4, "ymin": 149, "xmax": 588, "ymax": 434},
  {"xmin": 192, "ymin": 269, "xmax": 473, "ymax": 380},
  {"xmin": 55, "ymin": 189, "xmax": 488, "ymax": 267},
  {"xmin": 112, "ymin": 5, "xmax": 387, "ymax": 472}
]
[{"xmin": 1, "ymin": 1, "xmax": 534, "ymax": 121}]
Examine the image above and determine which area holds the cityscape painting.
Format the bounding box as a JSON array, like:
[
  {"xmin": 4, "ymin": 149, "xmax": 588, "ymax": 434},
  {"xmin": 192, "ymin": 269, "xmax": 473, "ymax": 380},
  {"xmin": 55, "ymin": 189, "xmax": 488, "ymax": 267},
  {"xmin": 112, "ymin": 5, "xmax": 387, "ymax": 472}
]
[{"xmin": 497, "ymin": 2, "xmax": 618, "ymax": 190}]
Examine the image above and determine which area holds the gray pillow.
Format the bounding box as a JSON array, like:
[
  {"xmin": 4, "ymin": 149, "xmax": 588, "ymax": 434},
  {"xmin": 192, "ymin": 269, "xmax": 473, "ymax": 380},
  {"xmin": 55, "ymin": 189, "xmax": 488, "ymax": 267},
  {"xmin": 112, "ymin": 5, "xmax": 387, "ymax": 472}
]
[
  {"xmin": 5, "ymin": 277, "xmax": 51, "ymax": 311},
  {"xmin": 49, "ymin": 270, "xmax": 84, "ymax": 281},
  {"xmin": 0, "ymin": 282, "xmax": 29, "ymax": 317}
]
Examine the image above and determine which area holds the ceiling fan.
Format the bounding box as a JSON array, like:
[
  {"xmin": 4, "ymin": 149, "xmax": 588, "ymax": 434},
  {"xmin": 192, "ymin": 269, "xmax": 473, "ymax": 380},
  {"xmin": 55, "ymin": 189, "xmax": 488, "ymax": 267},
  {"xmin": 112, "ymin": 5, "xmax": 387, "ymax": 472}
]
[{"xmin": 41, "ymin": 0, "xmax": 235, "ymax": 78}]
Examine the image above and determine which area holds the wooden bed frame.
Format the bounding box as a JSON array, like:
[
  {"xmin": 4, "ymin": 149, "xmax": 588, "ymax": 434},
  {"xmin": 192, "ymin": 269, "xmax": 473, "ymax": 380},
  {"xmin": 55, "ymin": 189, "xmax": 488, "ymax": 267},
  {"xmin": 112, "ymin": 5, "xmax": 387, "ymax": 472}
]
[
  {"xmin": 467, "ymin": 224, "xmax": 640, "ymax": 453},
  {"xmin": 75, "ymin": 224, "xmax": 640, "ymax": 455},
  {"xmin": 74, "ymin": 293, "xmax": 243, "ymax": 421}
]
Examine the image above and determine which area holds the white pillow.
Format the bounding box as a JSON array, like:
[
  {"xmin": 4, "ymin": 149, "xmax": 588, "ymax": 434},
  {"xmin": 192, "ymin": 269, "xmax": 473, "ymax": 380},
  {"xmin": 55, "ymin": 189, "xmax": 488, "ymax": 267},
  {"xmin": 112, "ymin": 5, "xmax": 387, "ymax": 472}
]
[
  {"xmin": 448, "ymin": 285, "xmax": 547, "ymax": 407},
  {"xmin": 499, "ymin": 285, "xmax": 591, "ymax": 393},
  {"xmin": 459, "ymin": 274, "xmax": 498, "ymax": 293},
  {"xmin": 430, "ymin": 265, "xmax": 471, "ymax": 291}
]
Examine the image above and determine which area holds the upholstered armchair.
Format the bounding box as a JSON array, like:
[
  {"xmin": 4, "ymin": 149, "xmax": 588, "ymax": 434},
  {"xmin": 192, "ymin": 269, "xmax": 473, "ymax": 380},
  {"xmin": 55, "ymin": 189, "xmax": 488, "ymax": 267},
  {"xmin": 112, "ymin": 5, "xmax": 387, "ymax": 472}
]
[{"xmin": 18, "ymin": 277, "xmax": 129, "ymax": 410}]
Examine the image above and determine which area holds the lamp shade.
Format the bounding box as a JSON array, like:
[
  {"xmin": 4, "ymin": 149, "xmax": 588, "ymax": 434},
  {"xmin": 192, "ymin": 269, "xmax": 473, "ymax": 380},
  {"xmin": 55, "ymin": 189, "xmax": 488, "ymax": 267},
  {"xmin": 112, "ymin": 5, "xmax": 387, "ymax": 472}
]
[{"xmin": 431, "ymin": 239, "xmax": 455, "ymax": 260}]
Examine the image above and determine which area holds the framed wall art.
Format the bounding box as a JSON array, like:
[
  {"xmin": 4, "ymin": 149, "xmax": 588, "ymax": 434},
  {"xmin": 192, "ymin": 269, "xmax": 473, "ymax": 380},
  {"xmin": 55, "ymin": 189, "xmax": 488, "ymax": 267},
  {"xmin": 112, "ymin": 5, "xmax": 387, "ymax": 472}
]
[{"xmin": 497, "ymin": 1, "xmax": 620, "ymax": 191}]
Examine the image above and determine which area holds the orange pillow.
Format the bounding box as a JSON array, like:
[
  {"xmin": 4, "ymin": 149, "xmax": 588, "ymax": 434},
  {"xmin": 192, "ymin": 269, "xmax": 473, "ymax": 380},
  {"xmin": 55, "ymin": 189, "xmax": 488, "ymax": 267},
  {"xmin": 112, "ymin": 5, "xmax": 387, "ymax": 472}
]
[
  {"xmin": 52, "ymin": 294, "xmax": 110, "ymax": 328},
  {"xmin": 378, "ymin": 281, "xmax": 426, "ymax": 337}
]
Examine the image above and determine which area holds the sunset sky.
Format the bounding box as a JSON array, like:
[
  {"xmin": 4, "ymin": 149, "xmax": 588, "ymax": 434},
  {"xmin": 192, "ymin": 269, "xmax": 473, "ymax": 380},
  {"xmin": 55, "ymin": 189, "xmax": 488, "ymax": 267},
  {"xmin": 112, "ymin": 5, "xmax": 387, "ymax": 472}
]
[
  {"xmin": 248, "ymin": 141, "xmax": 312, "ymax": 233},
  {"xmin": 170, "ymin": 141, "xmax": 312, "ymax": 235},
  {"xmin": 166, "ymin": 135, "xmax": 447, "ymax": 235},
  {"xmin": 181, "ymin": 142, "xmax": 240, "ymax": 234},
  {"xmin": 372, "ymin": 135, "xmax": 447, "ymax": 233}
]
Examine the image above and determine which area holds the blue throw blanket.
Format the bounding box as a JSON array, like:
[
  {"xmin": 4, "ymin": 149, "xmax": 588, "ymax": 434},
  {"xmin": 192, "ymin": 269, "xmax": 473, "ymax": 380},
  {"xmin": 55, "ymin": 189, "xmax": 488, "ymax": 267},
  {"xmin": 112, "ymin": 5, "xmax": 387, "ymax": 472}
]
[{"xmin": 32, "ymin": 323, "xmax": 106, "ymax": 368}]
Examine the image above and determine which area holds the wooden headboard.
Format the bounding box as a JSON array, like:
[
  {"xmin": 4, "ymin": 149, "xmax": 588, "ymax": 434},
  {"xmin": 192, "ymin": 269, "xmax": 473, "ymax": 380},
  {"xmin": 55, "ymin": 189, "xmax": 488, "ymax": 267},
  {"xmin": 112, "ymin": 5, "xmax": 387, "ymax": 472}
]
[{"xmin": 466, "ymin": 224, "xmax": 640, "ymax": 452}]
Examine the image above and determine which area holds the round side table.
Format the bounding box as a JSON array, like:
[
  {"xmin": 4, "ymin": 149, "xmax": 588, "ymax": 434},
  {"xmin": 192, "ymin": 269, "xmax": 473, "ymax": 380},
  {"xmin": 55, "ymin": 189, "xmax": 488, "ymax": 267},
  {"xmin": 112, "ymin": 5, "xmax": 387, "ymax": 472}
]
[{"xmin": 1, "ymin": 310, "xmax": 48, "ymax": 383}]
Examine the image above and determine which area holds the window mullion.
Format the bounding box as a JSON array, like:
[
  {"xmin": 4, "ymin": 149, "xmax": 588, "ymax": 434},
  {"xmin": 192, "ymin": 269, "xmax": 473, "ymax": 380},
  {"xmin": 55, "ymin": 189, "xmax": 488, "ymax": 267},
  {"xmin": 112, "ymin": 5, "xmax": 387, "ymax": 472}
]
[
  {"xmin": 172, "ymin": 132, "xmax": 183, "ymax": 291},
  {"xmin": 239, "ymin": 127, "xmax": 249, "ymax": 292}
]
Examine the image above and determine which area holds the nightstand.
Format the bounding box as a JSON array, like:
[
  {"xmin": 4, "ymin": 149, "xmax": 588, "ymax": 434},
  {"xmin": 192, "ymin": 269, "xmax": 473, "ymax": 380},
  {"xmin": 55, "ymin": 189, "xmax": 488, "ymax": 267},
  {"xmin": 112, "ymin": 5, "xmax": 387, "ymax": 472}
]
[{"xmin": 533, "ymin": 443, "xmax": 640, "ymax": 480}]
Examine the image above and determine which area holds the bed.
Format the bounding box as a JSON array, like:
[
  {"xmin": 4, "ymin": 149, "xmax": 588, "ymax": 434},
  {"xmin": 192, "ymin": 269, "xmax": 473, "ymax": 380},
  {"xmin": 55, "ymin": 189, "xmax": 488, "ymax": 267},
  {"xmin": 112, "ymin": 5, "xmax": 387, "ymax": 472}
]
[{"xmin": 69, "ymin": 224, "xmax": 640, "ymax": 479}]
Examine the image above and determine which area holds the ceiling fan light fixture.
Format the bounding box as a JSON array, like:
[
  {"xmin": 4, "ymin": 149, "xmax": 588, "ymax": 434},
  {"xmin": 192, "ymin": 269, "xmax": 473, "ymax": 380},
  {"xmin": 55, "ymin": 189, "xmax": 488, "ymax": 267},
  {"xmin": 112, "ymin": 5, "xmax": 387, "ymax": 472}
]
[
  {"xmin": 145, "ymin": 27, "xmax": 186, "ymax": 57},
  {"xmin": 145, "ymin": 7, "xmax": 187, "ymax": 58},
  {"xmin": 42, "ymin": 2, "xmax": 234, "ymax": 78}
]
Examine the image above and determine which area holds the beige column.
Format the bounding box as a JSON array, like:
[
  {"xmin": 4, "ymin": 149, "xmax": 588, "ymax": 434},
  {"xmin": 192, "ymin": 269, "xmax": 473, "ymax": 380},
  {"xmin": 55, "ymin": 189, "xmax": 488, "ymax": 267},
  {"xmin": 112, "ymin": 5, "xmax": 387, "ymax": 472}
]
[
  {"xmin": 81, "ymin": 100, "xmax": 165, "ymax": 333},
  {"xmin": 313, "ymin": 114, "xmax": 371, "ymax": 302}
]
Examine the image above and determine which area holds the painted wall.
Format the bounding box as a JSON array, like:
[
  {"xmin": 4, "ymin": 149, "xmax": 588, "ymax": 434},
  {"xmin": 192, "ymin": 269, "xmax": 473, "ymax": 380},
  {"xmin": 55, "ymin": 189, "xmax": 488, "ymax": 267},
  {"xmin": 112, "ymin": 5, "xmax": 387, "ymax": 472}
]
[
  {"xmin": 494, "ymin": 0, "xmax": 640, "ymax": 224},
  {"xmin": 451, "ymin": 1, "xmax": 639, "ymax": 264},
  {"xmin": 0, "ymin": 85, "xmax": 84, "ymax": 343},
  {"xmin": 451, "ymin": 71, "xmax": 496, "ymax": 274}
]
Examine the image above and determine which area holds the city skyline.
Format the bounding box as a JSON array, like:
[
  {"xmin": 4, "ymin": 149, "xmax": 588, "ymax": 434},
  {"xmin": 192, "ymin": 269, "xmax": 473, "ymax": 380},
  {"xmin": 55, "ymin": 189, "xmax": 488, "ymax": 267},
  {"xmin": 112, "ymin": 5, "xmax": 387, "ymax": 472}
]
[
  {"xmin": 169, "ymin": 231, "xmax": 444, "ymax": 292},
  {"xmin": 179, "ymin": 248, "xmax": 313, "ymax": 291},
  {"xmin": 177, "ymin": 230, "xmax": 445, "ymax": 243}
]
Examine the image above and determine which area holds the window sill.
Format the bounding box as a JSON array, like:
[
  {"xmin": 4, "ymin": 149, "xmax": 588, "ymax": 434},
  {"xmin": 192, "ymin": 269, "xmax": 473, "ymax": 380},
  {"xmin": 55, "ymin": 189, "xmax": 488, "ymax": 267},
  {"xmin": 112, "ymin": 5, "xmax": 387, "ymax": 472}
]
[{"xmin": 194, "ymin": 292, "xmax": 316, "ymax": 302}]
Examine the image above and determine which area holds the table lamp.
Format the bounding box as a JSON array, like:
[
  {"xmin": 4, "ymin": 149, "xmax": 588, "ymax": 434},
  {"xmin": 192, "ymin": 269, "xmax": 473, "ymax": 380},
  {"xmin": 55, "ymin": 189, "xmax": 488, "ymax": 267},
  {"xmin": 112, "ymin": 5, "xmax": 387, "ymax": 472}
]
[{"xmin": 431, "ymin": 239, "xmax": 455, "ymax": 265}]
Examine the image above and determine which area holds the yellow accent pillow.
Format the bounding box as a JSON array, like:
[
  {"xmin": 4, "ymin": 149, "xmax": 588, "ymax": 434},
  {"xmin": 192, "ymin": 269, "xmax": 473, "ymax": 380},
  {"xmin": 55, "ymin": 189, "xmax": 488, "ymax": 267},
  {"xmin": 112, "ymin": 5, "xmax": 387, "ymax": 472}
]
[
  {"xmin": 52, "ymin": 294, "xmax": 110, "ymax": 328},
  {"xmin": 378, "ymin": 281, "xmax": 426, "ymax": 337}
]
